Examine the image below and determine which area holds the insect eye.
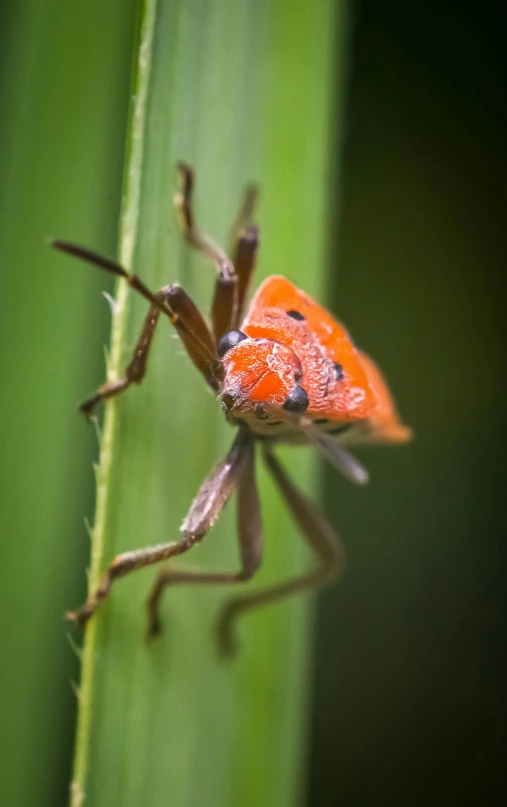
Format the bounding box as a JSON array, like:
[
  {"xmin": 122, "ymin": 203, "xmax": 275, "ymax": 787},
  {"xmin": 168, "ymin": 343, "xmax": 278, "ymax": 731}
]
[
  {"xmin": 334, "ymin": 362, "xmax": 344, "ymax": 381},
  {"xmin": 287, "ymin": 309, "xmax": 305, "ymax": 321},
  {"xmin": 217, "ymin": 330, "xmax": 248, "ymax": 358},
  {"xmin": 282, "ymin": 384, "xmax": 309, "ymax": 414}
]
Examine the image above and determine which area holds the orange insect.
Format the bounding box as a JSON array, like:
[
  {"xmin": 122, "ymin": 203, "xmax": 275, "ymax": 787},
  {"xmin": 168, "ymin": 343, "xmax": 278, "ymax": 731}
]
[{"xmin": 53, "ymin": 163, "xmax": 411, "ymax": 655}]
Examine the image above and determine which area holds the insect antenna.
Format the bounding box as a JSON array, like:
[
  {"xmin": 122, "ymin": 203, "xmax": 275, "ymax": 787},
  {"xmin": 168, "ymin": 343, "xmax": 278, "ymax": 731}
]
[
  {"xmin": 302, "ymin": 421, "xmax": 370, "ymax": 486},
  {"xmin": 51, "ymin": 239, "xmax": 221, "ymax": 372},
  {"xmin": 261, "ymin": 403, "xmax": 369, "ymax": 486},
  {"xmin": 51, "ymin": 240, "xmax": 172, "ymax": 315}
]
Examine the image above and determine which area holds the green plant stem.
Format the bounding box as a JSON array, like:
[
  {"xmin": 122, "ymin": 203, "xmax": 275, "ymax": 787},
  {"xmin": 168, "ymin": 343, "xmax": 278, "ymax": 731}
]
[{"xmin": 70, "ymin": 4, "xmax": 158, "ymax": 805}]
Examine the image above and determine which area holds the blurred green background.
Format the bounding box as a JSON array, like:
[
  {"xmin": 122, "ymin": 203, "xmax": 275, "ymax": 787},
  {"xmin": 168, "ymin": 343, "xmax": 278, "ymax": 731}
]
[
  {"xmin": 0, "ymin": 2, "xmax": 138, "ymax": 805},
  {"xmin": 0, "ymin": 1, "xmax": 506, "ymax": 806}
]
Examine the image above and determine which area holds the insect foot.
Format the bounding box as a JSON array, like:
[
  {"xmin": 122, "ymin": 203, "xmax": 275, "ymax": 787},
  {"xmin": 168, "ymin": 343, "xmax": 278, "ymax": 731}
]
[{"xmin": 66, "ymin": 604, "xmax": 94, "ymax": 629}]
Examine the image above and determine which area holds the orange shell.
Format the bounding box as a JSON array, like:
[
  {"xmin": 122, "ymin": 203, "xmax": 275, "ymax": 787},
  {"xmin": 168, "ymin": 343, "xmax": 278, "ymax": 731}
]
[
  {"xmin": 356, "ymin": 352, "xmax": 412, "ymax": 443},
  {"xmin": 241, "ymin": 275, "xmax": 410, "ymax": 443}
]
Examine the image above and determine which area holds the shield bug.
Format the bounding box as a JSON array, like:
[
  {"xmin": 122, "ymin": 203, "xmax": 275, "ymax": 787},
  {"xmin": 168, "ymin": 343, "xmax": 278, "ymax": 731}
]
[{"xmin": 53, "ymin": 163, "xmax": 411, "ymax": 655}]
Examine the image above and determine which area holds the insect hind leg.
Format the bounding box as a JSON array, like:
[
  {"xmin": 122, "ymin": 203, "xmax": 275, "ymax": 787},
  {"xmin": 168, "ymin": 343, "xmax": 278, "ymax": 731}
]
[
  {"xmin": 146, "ymin": 436, "xmax": 262, "ymax": 639},
  {"xmin": 216, "ymin": 446, "xmax": 346, "ymax": 657},
  {"xmin": 66, "ymin": 432, "xmax": 250, "ymax": 627}
]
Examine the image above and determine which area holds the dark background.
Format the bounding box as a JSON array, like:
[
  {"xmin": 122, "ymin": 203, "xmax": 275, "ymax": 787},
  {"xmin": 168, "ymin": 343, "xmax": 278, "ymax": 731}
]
[{"xmin": 311, "ymin": 2, "xmax": 507, "ymax": 804}]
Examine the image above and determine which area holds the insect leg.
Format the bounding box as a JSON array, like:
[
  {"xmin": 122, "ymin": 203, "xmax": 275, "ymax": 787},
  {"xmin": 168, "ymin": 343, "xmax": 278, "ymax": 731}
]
[
  {"xmin": 146, "ymin": 438, "xmax": 262, "ymax": 639},
  {"xmin": 77, "ymin": 288, "xmax": 167, "ymax": 416},
  {"xmin": 230, "ymin": 184, "xmax": 259, "ymax": 328},
  {"xmin": 52, "ymin": 241, "xmax": 223, "ymax": 416},
  {"xmin": 217, "ymin": 445, "xmax": 346, "ymax": 657},
  {"xmin": 66, "ymin": 431, "xmax": 250, "ymax": 627},
  {"xmin": 174, "ymin": 162, "xmax": 237, "ymax": 341}
]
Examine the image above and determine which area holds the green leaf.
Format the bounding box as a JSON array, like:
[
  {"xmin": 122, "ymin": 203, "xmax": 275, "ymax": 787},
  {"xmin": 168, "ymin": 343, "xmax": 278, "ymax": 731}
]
[
  {"xmin": 70, "ymin": 2, "xmax": 347, "ymax": 805},
  {"xmin": 0, "ymin": 3, "xmax": 137, "ymax": 806}
]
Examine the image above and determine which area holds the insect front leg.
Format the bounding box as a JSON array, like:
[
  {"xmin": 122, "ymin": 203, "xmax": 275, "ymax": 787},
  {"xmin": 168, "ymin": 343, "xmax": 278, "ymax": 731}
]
[
  {"xmin": 52, "ymin": 241, "xmax": 223, "ymax": 416},
  {"xmin": 217, "ymin": 445, "xmax": 346, "ymax": 657},
  {"xmin": 146, "ymin": 438, "xmax": 263, "ymax": 639},
  {"xmin": 66, "ymin": 431, "xmax": 250, "ymax": 628},
  {"xmin": 79, "ymin": 289, "xmax": 165, "ymax": 416}
]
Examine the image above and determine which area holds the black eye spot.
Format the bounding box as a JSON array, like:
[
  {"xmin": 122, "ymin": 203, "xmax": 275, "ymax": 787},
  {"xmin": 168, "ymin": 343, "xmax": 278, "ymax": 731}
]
[
  {"xmin": 217, "ymin": 329, "xmax": 248, "ymax": 358},
  {"xmin": 334, "ymin": 362, "xmax": 344, "ymax": 381},
  {"xmin": 287, "ymin": 309, "xmax": 305, "ymax": 321},
  {"xmin": 282, "ymin": 384, "xmax": 309, "ymax": 414}
]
